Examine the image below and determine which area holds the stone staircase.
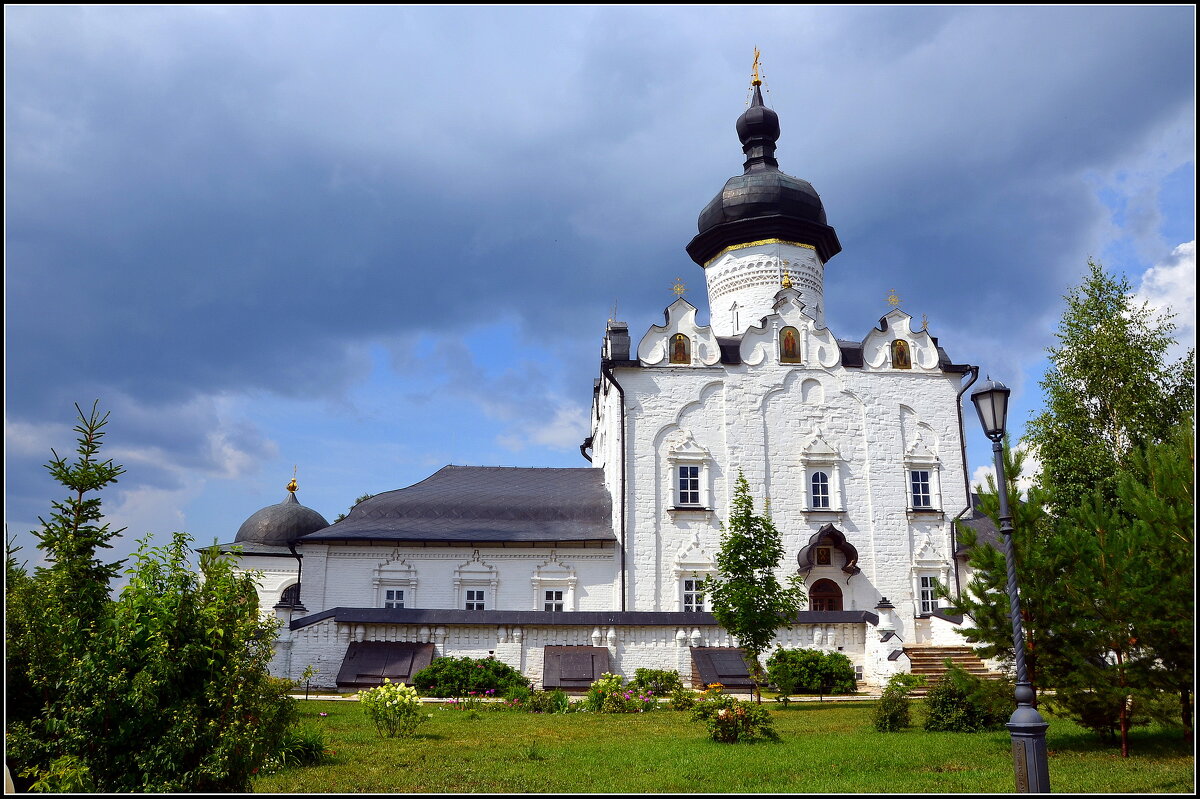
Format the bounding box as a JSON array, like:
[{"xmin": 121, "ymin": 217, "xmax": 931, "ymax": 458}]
[{"xmin": 902, "ymin": 646, "xmax": 1000, "ymax": 695}]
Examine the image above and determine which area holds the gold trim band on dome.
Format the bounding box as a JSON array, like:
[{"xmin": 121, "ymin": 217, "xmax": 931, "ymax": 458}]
[{"xmin": 704, "ymin": 239, "xmax": 816, "ymax": 267}]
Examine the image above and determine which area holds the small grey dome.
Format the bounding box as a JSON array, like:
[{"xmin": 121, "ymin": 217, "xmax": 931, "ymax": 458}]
[{"xmin": 234, "ymin": 491, "xmax": 330, "ymax": 547}]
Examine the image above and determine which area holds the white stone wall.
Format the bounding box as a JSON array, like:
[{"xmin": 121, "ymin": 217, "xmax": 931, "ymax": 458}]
[
  {"xmin": 280, "ymin": 618, "xmax": 886, "ymax": 689},
  {"xmin": 594, "ymin": 294, "xmax": 970, "ymax": 655},
  {"xmin": 285, "ymin": 545, "xmax": 619, "ymax": 614}
]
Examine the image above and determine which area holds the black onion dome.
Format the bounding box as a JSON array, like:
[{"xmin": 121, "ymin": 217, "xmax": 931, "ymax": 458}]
[
  {"xmin": 234, "ymin": 491, "xmax": 330, "ymax": 547},
  {"xmin": 687, "ymin": 83, "xmax": 841, "ymax": 266}
]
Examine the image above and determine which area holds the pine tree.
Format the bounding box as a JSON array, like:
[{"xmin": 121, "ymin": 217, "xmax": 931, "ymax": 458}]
[
  {"xmin": 949, "ymin": 438, "xmax": 1057, "ymax": 686},
  {"xmin": 706, "ymin": 472, "xmax": 806, "ymax": 702}
]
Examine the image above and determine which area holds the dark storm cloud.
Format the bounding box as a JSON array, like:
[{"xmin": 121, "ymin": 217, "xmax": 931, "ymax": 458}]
[{"xmin": 5, "ymin": 6, "xmax": 1194, "ymax": 537}]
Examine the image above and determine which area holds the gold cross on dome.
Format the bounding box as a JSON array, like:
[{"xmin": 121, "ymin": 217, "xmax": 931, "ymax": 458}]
[
  {"xmin": 672, "ymin": 277, "xmax": 687, "ymax": 297},
  {"xmin": 886, "ymin": 288, "xmax": 901, "ymax": 307},
  {"xmin": 752, "ymin": 47, "xmax": 762, "ymax": 86}
]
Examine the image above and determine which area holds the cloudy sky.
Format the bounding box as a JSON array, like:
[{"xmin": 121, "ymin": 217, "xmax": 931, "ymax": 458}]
[{"xmin": 6, "ymin": 6, "xmax": 1194, "ymax": 571}]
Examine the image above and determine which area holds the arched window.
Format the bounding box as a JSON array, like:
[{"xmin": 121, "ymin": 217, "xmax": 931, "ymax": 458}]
[
  {"xmin": 669, "ymin": 333, "xmax": 690, "ymax": 364},
  {"xmin": 779, "ymin": 326, "xmax": 802, "ymax": 363},
  {"xmin": 810, "ymin": 471, "xmax": 830, "ymax": 509},
  {"xmin": 809, "ymin": 579, "xmax": 843, "ymax": 612},
  {"xmin": 279, "ymin": 583, "xmax": 300, "ymax": 607}
]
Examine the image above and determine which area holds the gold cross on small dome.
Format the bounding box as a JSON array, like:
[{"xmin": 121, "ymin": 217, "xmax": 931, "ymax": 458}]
[
  {"xmin": 886, "ymin": 288, "xmax": 901, "ymax": 307},
  {"xmin": 672, "ymin": 277, "xmax": 687, "ymax": 297}
]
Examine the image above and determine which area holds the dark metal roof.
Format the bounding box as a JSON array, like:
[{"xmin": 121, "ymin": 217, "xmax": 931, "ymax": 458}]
[
  {"xmin": 234, "ymin": 491, "xmax": 330, "ymax": 547},
  {"xmin": 687, "ymin": 84, "xmax": 841, "ymax": 266},
  {"xmin": 837, "ymin": 340, "xmax": 864, "ymax": 368},
  {"xmin": 299, "ymin": 466, "xmax": 614, "ymax": 544},
  {"xmin": 210, "ymin": 541, "xmax": 297, "ymax": 557},
  {"xmin": 717, "ymin": 336, "xmax": 743, "ymax": 364},
  {"xmin": 956, "ymin": 492, "xmax": 1002, "ymax": 557},
  {"xmin": 291, "ymin": 607, "xmax": 878, "ymax": 630}
]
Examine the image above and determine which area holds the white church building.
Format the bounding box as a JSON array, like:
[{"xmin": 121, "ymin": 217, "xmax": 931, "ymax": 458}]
[{"xmin": 223, "ymin": 77, "xmax": 991, "ymax": 691}]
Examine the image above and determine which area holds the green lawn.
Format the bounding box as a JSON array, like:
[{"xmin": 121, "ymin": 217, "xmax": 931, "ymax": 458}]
[{"xmin": 252, "ymin": 700, "xmax": 1193, "ymax": 793}]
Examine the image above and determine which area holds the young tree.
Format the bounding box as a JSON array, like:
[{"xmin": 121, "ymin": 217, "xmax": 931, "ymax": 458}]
[
  {"xmin": 706, "ymin": 472, "xmax": 806, "ymax": 702},
  {"xmin": 6, "ymin": 403, "xmax": 296, "ymax": 791},
  {"xmin": 1025, "ymin": 259, "xmax": 1193, "ymax": 513}
]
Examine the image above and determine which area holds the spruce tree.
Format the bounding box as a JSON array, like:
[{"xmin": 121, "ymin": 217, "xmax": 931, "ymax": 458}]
[{"xmin": 706, "ymin": 472, "xmax": 806, "ymax": 702}]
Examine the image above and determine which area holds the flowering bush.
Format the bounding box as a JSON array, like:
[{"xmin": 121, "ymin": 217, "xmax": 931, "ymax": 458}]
[
  {"xmin": 690, "ymin": 685, "xmax": 779, "ymax": 743},
  {"xmin": 357, "ymin": 680, "xmax": 432, "ymax": 738},
  {"xmin": 583, "ymin": 673, "xmax": 658, "ymax": 713}
]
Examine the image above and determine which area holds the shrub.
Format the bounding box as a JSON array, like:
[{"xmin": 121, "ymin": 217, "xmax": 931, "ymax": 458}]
[
  {"xmin": 526, "ymin": 689, "xmax": 571, "ymax": 714},
  {"xmin": 873, "ymin": 673, "xmax": 925, "ymax": 732},
  {"xmin": 411, "ymin": 656, "xmax": 530, "ymax": 698},
  {"xmin": 502, "ymin": 684, "xmax": 533, "ymax": 707},
  {"xmin": 584, "ymin": 673, "xmax": 657, "ymax": 713},
  {"xmin": 767, "ymin": 648, "xmax": 858, "ymax": 700},
  {"xmin": 690, "ymin": 685, "xmax": 779, "ymax": 743},
  {"xmin": 358, "ymin": 680, "xmax": 432, "ymax": 738},
  {"xmin": 923, "ymin": 664, "xmax": 1012, "ymax": 733},
  {"xmin": 274, "ymin": 726, "xmax": 331, "ymax": 768},
  {"xmin": 629, "ymin": 668, "xmax": 684, "ymax": 696},
  {"xmin": 668, "ymin": 685, "xmax": 698, "ymax": 711}
]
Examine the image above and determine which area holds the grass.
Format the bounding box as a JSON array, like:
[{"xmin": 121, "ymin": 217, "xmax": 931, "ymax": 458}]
[{"xmin": 252, "ymin": 699, "xmax": 1194, "ymax": 793}]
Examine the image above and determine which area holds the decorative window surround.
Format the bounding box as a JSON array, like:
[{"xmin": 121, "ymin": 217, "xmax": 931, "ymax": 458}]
[
  {"xmin": 674, "ymin": 536, "xmax": 715, "ymax": 612},
  {"xmin": 800, "ymin": 430, "xmax": 845, "ymax": 515},
  {"xmin": 373, "ymin": 558, "xmax": 418, "ymax": 609},
  {"xmin": 530, "ymin": 556, "xmax": 578, "ymax": 612},
  {"xmin": 666, "ymin": 430, "xmax": 714, "ymax": 511},
  {"xmin": 904, "ymin": 435, "xmax": 943, "ymax": 514},
  {"xmin": 453, "ymin": 551, "xmax": 498, "ymax": 611},
  {"xmin": 911, "ymin": 536, "xmax": 950, "ymax": 618}
]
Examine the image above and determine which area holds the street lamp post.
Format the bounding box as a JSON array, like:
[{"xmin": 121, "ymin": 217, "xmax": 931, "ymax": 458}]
[{"xmin": 970, "ymin": 378, "xmax": 1051, "ymax": 793}]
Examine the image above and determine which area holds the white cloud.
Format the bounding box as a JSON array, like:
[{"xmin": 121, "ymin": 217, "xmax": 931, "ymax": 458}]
[
  {"xmin": 496, "ymin": 400, "xmax": 589, "ymax": 453},
  {"xmin": 1136, "ymin": 240, "xmax": 1196, "ymax": 361}
]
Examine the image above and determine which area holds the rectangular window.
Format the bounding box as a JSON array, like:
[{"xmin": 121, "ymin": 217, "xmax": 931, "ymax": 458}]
[
  {"xmin": 678, "ymin": 465, "xmax": 700, "ymax": 506},
  {"xmin": 919, "ymin": 576, "xmax": 937, "ymax": 615},
  {"xmin": 682, "ymin": 578, "xmax": 706, "ymax": 612},
  {"xmin": 384, "ymin": 589, "xmax": 405, "ymax": 609},
  {"xmin": 910, "ymin": 470, "xmax": 933, "ymax": 508},
  {"xmin": 465, "ymin": 589, "xmax": 486, "ymax": 611},
  {"xmin": 810, "ymin": 471, "xmax": 831, "ymax": 509},
  {"xmin": 544, "ymin": 589, "xmax": 564, "ymax": 612}
]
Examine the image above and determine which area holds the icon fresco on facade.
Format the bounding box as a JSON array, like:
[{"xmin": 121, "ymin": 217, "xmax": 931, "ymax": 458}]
[
  {"xmin": 670, "ymin": 333, "xmax": 690, "ymax": 364},
  {"xmin": 780, "ymin": 325, "xmax": 802, "ymax": 363},
  {"xmin": 891, "ymin": 339, "xmax": 912, "ymax": 369}
]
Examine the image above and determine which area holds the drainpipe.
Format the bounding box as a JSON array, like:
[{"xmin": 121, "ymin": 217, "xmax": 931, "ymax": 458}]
[
  {"xmin": 601, "ymin": 361, "xmax": 628, "ymax": 613},
  {"xmin": 951, "ymin": 365, "xmax": 981, "ymax": 598},
  {"xmin": 579, "ymin": 435, "xmax": 594, "ymax": 463}
]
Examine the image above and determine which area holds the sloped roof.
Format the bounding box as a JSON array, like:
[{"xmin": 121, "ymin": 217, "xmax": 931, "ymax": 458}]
[{"xmin": 299, "ymin": 465, "xmax": 615, "ymax": 544}]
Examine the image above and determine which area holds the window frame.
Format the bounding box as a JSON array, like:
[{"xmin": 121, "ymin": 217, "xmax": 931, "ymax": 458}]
[
  {"xmin": 465, "ymin": 589, "xmax": 487, "ymax": 611},
  {"xmin": 681, "ymin": 577, "xmax": 707, "ymax": 612}
]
